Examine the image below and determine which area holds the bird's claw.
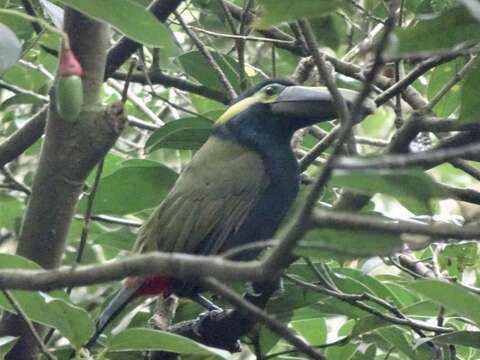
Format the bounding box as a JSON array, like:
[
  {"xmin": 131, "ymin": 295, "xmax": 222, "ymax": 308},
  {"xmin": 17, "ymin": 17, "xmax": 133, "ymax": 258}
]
[
  {"xmin": 192, "ymin": 309, "xmax": 241, "ymax": 352},
  {"xmin": 192, "ymin": 309, "xmax": 224, "ymax": 337}
]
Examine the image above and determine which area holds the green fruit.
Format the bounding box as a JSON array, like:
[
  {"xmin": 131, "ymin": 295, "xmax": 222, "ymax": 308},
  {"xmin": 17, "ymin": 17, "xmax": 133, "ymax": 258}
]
[{"xmin": 55, "ymin": 75, "xmax": 83, "ymax": 122}]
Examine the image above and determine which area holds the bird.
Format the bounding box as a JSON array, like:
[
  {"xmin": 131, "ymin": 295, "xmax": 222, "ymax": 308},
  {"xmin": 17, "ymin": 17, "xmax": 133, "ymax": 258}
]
[{"xmin": 85, "ymin": 79, "xmax": 375, "ymax": 349}]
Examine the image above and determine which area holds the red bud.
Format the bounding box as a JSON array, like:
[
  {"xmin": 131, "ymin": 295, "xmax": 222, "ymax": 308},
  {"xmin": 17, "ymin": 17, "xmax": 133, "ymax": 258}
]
[{"xmin": 59, "ymin": 48, "xmax": 83, "ymax": 77}]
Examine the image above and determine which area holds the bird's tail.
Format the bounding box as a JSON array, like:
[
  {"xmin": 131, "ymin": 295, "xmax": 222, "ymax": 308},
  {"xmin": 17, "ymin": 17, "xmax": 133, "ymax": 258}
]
[{"xmin": 85, "ymin": 284, "xmax": 141, "ymax": 349}]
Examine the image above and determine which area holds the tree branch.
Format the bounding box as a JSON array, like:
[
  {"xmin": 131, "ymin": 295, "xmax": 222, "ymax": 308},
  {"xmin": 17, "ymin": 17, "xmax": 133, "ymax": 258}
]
[
  {"xmin": 311, "ymin": 210, "xmax": 479, "ymax": 240},
  {"xmin": 0, "ymin": 10, "xmax": 124, "ymax": 359},
  {"xmin": 0, "ymin": 254, "xmax": 264, "ymax": 291},
  {"xmin": 332, "ymin": 141, "xmax": 480, "ymax": 170}
]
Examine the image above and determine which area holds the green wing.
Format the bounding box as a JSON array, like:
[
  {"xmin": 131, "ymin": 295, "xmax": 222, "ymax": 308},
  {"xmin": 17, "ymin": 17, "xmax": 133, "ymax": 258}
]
[{"xmin": 135, "ymin": 137, "xmax": 269, "ymax": 255}]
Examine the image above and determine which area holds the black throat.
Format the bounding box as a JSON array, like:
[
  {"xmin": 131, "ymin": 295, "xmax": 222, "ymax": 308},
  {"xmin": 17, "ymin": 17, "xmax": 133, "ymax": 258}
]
[
  {"xmin": 212, "ymin": 104, "xmax": 300, "ymax": 256},
  {"xmin": 212, "ymin": 103, "xmax": 300, "ymax": 189}
]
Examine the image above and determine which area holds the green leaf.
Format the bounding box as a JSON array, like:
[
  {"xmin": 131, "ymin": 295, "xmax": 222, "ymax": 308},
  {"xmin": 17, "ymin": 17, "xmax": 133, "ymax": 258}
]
[
  {"xmin": 107, "ymin": 328, "xmax": 229, "ymax": 358},
  {"xmin": 0, "ymin": 254, "xmax": 94, "ymax": 348},
  {"xmin": 146, "ymin": 117, "xmax": 213, "ymax": 152},
  {"xmin": 397, "ymin": 6, "xmax": 480, "ymax": 53},
  {"xmin": 331, "ymin": 169, "xmax": 449, "ymax": 213},
  {"xmin": 460, "ymin": 0, "xmax": 480, "ymax": 22},
  {"xmin": 85, "ymin": 152, "xmax": 125, "ymax": 186},
  {"xmin": 314, "ymin": 297, "xmax": 369, "ymax": 318},
  {"xmin": 267, "ymin": 284, "xmax": 327, "ymax": 314},
  {"xmin": 336, "ymin": 268, "xmax": 401, "ymax": 306},
  {"xmin": 459, "ymin": 57, "xmax": 480, "ymax": 123},
  {"xmin": 427, "ymin": 59, "xmax": 463, "ymax": 117},
  {"xmin": 325, "ymin": 342, "xmax": 357, "ymax": 360},
  {"xmin": 383, "ymin": 281, "xmax": 420, "ymax": 308},
  {"xmin": 297, "ymin": 228, "xmax": 403, "ymax": 259},
  {"xmin": 94, "ymin": 228, "xmax": 137, "ymax": 251},
  {"xmin": 439, "ymin": 242, "xmax": 479, "ymax": 278},
  {"xmin": 429, "ymin": 330, "xmax": 480, "ymax": 348},
  {"xmin": 402, "ymin": 300, "xmax": 441, "ymax": 317},
  {"xmin": 351, "ymin": 343, "xmax": 376, "ymax": 359},
  {"xmin": 0, "ymin": 93, "xmax": 47, "ymax": 111},
  {"xmin": 379, "ymin": 326, "xmax": 417, "ymax": 359},
  {"xmin": 90, "ymin": 160, "xmax": 178, "ymax": 215},
  {"xmin": 52, "ymin": 0, "xmax": 177, "ymax": 48},
  {"xmin": 410, "ymin": 280, "xmax": 480, "ymax": 326},
  {"xmin": 0, "ymin": 336, "xmax": 17, "ymax": 358},
  {"xmin": 0, "ymin": 11, "xmax": 34, "ymax": 42},
  {"xmin": 0, "ymin": 194, "xmax": 23, "ymax": 230},
  {"xmin": 178, "ymin": 50, "xmax": 242, "ymax": 93},
  {"xmin": 0, "ymin": 23, "xmax": 22, "ymax": 75},
  {"xmin": 255, "ymin": 0, "xmax": 344, "ymax": 28},
  {"xmin": 291, "ymin": 318, "xmax": 327, "ymax": 344},
  {"xmin": 309, "ymin": 15, "xmax": 346, "ymax": 50},
  {"xmin": 351, "ymin": 315, "xmax": 390, "ymax": 337}
]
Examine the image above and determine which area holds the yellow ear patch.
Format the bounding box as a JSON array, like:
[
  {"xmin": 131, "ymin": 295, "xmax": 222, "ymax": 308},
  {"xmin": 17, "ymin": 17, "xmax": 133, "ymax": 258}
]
[{"xmin": 215, "ymin": 94, "xmax": 262, "ymax": 125}]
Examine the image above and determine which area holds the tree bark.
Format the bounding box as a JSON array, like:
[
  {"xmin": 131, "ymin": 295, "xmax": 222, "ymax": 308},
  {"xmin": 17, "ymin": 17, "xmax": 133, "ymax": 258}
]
[{"xmin": 0, "ymin": 9, "xmax": 126, "ymax": 360}]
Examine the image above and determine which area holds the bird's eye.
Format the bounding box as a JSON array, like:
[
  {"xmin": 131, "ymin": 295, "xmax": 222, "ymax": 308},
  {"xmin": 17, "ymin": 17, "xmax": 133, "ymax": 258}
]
[{"xmin": 264, "ymin": 86, "xmax": 277, "ymax": 96}]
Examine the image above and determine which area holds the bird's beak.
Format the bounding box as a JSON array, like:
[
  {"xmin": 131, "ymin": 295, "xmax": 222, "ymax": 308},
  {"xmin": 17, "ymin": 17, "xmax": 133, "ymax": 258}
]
[{"xmin": 271, "ymin": 86, "xmax": 376, "ymax": 123}]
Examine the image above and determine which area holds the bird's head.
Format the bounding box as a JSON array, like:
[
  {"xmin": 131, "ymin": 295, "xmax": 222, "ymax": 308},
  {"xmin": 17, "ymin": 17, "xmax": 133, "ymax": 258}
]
[{"xmin": 215, "ymin": 80, "xmax": 376, "ymax": 139}]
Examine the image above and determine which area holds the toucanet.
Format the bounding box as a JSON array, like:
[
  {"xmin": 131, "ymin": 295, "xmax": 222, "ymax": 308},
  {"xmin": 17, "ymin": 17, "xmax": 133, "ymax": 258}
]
[{"xmin": 85, "ymin": 80, "xmax": 375, "ymax": 348}]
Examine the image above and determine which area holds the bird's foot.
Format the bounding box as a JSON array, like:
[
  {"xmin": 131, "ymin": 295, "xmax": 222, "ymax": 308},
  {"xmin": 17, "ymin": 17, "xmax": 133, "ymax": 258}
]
[
  {"xmin": 192, "ymin": 308, "xmax": 224, "ymax": 337},
  {"xmin": 192, "ymin": 309, "xmax": 241, "ymax": 353},
  {"xmin": 246, "ymin": 277, "xmax": 284, "ymax": 299}
]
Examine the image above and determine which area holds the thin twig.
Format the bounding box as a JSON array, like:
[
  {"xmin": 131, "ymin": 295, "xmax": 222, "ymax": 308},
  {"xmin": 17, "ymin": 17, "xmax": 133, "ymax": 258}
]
[
  {"xmin": 264, "ymin": 337, "xmax": 351, "ymax": 359},
  {"xmin": 112, "ymin": 70, "xmax": 229, "ymax": 104},
  {"xmin": 137, "ymin": 56, "xmax": 213, "ymax": 120},
  {"xmin": 73, "ymin": 159, "xmax": 105, "ymax": 268},
  {"xmin": 186, "ymin": 25, "xmax": 293, "ymax": 44},
  {"xmin": 271, "ymin": 44, "xmax": 276, "ymax": 78},
  {"xmin": 285, "ymin": 274, "xmax": 451, "ymax": 334},
  {"xmin": 108, "ymin": 79, "xmax": 164, "ymax": 125},
  {"xmin": 218, "ymin": 0, "xmax": 238, "ymax": 35},
  {"xmin": 21, "ymin": 0, "xmax": 42, "ymax": 33},
  {"xmin": 266, "ymin": 12, "xmax": 397, "ymax": 270},
  {"xmin": 299, "ymin": 126, "xmax": 340, "ymax": 172},
  {"xmin": 175, "ymin": 11, "xmax": 237, "ymax": 100},
  {"xmin": 427, "ymin": 54, "xmax": 478, "ymax": 111},
  {"xmin": 237, "ymin": 0, "xmax": 254, "ymax": 90},
  {"xmin": 298, "ymin": 20, "xmax": 350, "ymax": 127},
  {"xmin": 121, "ymin": 58, "xmax": 138, "ymax": 104},
  {"xmin": 89, "ymin": 214, "xmax": 142, "ymax": 227},
  {"xmin": 348, "ymin": 0, "xmax": 386, "ymax": 24},
  {"xmin": 311, "ymin": 209, "xmax": 480, "ymax": 240},
  {"xmin": 332, "ymin": 141, "xmax": 480, "ymax": 171},
  {"xmin": 1, "ymin": 290, "xmax": 56, "ymax": 360},
  {"xmin": 1, "ymin": 167, "xmax": 31, "ymax": 195},
  {"xmin": 203, "ymin": 278, "xmax": 327, "ymax": 360},
  {"xmin": 375, "ymin": 51, "xmax": 476, "ymax": 106},
  {"xmin": 0, "ymin": 80, "xmax": 49, "ymax": 103}
]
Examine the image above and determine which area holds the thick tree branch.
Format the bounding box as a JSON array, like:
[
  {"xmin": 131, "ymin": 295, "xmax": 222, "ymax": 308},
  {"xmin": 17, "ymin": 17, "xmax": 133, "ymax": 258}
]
[
  {"xmin": 0, "ymin": 10, "xmax": 123, "ymax": 359},
  {"xmin": 0, "ymin": 202, "xmax": 478, "ymax": 293},
  {"xmin": 0, "ymin": 254, "xmax": 264, "ymax": 291}
]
